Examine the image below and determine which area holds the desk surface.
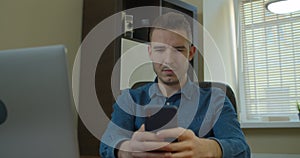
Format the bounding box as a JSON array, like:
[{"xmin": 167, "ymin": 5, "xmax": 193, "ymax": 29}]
[
  {"xmin": 252, "ymin": 153, "xmax": 300, "ymax": 158},
  {"xmin": 80, "ymin": 153, "xmax": 300, "ymax": 158}
]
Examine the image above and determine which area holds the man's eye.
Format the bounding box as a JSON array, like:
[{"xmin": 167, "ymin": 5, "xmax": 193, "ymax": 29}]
[
  {"xmin": 154, "ymin": 49, "xmax": 165, "ymax": 52},
  {"xmin": 176, "ymin": 49, "xmax": 185, "ymax": 52}
]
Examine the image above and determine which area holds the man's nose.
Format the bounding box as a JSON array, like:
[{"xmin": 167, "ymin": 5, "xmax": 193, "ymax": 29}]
[{"xmin": 163, "ymin": 49, "xmax": 175, "ymax": 65}]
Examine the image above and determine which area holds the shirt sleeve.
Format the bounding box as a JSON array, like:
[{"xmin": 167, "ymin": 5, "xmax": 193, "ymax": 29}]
[
  {"xmin": 99, "ymin": 90, "xmax": 136, "ymax": 158},
  {"xmin": 212, "ymin": 96, "xmax": 251, "ymax": 158}
]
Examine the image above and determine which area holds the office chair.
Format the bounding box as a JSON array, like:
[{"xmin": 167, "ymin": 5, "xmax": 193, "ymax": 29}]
[{"xmin": 131, "ymin": 81, "xmax": 237, "ymax": 112}]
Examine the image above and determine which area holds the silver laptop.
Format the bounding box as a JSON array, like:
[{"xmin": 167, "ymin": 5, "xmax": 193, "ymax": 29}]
[{"xmin": 0, "ymin": 45, "xmax": 80, "ymax": 158}]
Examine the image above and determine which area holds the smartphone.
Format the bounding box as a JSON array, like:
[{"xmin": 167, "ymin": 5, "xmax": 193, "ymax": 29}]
[
  {"xmin": 145, "ymin": 106, "xmax": 178, "ymax": 143},
  {"xmin": 145, "ymin": 106, "xmax": 178, "ymax": 132}
]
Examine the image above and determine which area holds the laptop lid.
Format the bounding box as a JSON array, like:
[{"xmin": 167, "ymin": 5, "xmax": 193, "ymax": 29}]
[{"xmin": 0, "ymin": 45, "xmax": 79, "ymax": 158}]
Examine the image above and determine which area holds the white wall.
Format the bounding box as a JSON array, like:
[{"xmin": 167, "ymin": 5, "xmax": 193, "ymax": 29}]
[
  {"xmin": 120, "ymin": 38, "xmax": 156, "ymax": 89},
  {"xmin": 203, "ymin": 0, "xmax": 238, "ymax": 92},
  {"xmin": 0, "ymin": 0, "xmax": 83, "ymax": 68}
]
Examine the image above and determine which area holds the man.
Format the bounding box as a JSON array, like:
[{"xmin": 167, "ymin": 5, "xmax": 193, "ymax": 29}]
[{"xmin": 100, "ymin": 12, "xmax": 250, "ymax": 158}]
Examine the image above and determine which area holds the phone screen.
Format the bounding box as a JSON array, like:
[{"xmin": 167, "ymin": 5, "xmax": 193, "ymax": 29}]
[{"xmin": 145, "ymin": 106, "xmax": 178, "ymax": 132}]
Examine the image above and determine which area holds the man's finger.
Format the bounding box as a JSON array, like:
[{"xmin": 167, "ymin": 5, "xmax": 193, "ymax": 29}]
[
  {"xmin": 160, "ymin": 141, "xmax": 190, "ymax": 152},
  {"xmin": 167, "ymin": 150, "xmax": 193, "ymax": 158},
  {"xmin": 131, "ymin": 151, "xmax": 171, "ymax": 158},
  {"xmin": 138, "ymin": 124, "xmax": 145, "ymax": 132},
  {"xmin": 156, "ymin": 127, "xmax": 187, "ymax": 140},
  {"xmin": 132, "ymin": 131, "xmax": 164, "ymax": 142},
  {"xmin": 131, "ymin": 141, "xmax": 171, "ymax": 152}
]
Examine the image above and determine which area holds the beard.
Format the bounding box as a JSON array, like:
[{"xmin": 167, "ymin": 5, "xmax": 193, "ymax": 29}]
[
  {"xmin": 153, "ymin": 64, "xmax": 181, "ymax": 86},
  {"xmin": 157, "ymin": 75, "xmax": 180, "ymax": 86}
]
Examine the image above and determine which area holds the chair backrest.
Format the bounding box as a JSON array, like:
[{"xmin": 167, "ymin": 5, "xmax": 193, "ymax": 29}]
[{"xmin": 131, "ymin": 81, "xmax": 237, "ymax": 112}]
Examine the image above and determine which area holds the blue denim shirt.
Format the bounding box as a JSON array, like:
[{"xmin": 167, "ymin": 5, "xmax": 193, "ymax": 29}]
[{"xmin": 100, "ymin": 79, "xmax": 250, "ymax": 158}]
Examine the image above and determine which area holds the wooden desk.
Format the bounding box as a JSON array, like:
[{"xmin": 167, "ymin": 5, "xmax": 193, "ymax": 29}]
[{"xmin": 80, "ymin": 156, "xmax": 100, "ymax": 158}]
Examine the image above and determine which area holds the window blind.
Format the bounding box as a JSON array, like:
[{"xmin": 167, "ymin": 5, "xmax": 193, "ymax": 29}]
[{"xmin": 239, "ymin": 0, "xmax": 300, "ymax": 121}]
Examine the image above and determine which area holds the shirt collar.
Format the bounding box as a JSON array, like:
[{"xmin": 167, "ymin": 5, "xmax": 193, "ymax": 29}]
[{"xmin": 148, "ymin": 77, "xmax": 196, "ymax": 100}]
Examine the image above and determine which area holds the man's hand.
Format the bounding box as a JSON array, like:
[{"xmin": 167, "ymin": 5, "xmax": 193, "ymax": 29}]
[
  {"xmin": 157, "ymin": 127, "xmax": 222, "ymax": 158},
  {"xmin": 117, "ymin": 126, "xmax": 222, "ymax": 158},
  {"xmin": 117, "ymin": 125, "xmax": 172, "ymax": 158}
]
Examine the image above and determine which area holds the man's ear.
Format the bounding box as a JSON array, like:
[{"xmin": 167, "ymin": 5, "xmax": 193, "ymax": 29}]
[
  {"xmin": 188, "ymin": 45, "xmax": 196, "ymax": 61},
  {"xmin": 148, "ymin": 45, "xmax": 153, "ymax": 60}
]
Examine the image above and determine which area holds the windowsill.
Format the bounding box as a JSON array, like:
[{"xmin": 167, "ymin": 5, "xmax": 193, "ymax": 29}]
[{"xmin": 241, "ymin": 121, "xmax": 300, "ymax": 128}]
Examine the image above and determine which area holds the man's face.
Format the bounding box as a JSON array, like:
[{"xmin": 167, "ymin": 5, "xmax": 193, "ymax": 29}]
[{"xmin": 149, "ymin": 29, "xmax": 195, "ymax": 86}]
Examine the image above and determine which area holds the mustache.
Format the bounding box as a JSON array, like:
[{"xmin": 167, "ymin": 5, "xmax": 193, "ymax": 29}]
[{"xmin": 161, "ymin": 66, "xmax": 175, "ymax": 71}]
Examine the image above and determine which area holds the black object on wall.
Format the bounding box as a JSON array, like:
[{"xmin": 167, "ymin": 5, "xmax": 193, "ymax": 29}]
[
  {"xmin": 0, "ymin": 100, "xmax": 8, "ymax": 125},
  {"xmin": 121, "ymin": 0, "xmax": 198, "ymax": 43}
]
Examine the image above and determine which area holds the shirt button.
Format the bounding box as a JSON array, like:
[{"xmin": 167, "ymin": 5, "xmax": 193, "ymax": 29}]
[{"xmin": 166, "ymin": 102, "xmax": 170, "ymax": 106}]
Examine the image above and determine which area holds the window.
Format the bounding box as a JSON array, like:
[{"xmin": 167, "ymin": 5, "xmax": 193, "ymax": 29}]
[{"xmin": 239, "ymin": 0, "xmax": 300, "ymax": 122}]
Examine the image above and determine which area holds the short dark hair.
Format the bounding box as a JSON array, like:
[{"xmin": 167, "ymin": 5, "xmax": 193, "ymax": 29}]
[{"xmin": 149, "ymin": 12, "xmax": 193, "ymax": 43}]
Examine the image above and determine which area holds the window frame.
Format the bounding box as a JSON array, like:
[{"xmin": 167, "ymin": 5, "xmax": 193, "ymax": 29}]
[{"xmin": 235, "ymin": 0, "xmax": 300, "ymax": 127}]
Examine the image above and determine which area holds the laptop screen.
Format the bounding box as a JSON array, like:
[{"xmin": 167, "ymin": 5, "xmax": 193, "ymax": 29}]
[{"xmin": 0, "ymin": 45, "xmax": 79, "ymax": 158}]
